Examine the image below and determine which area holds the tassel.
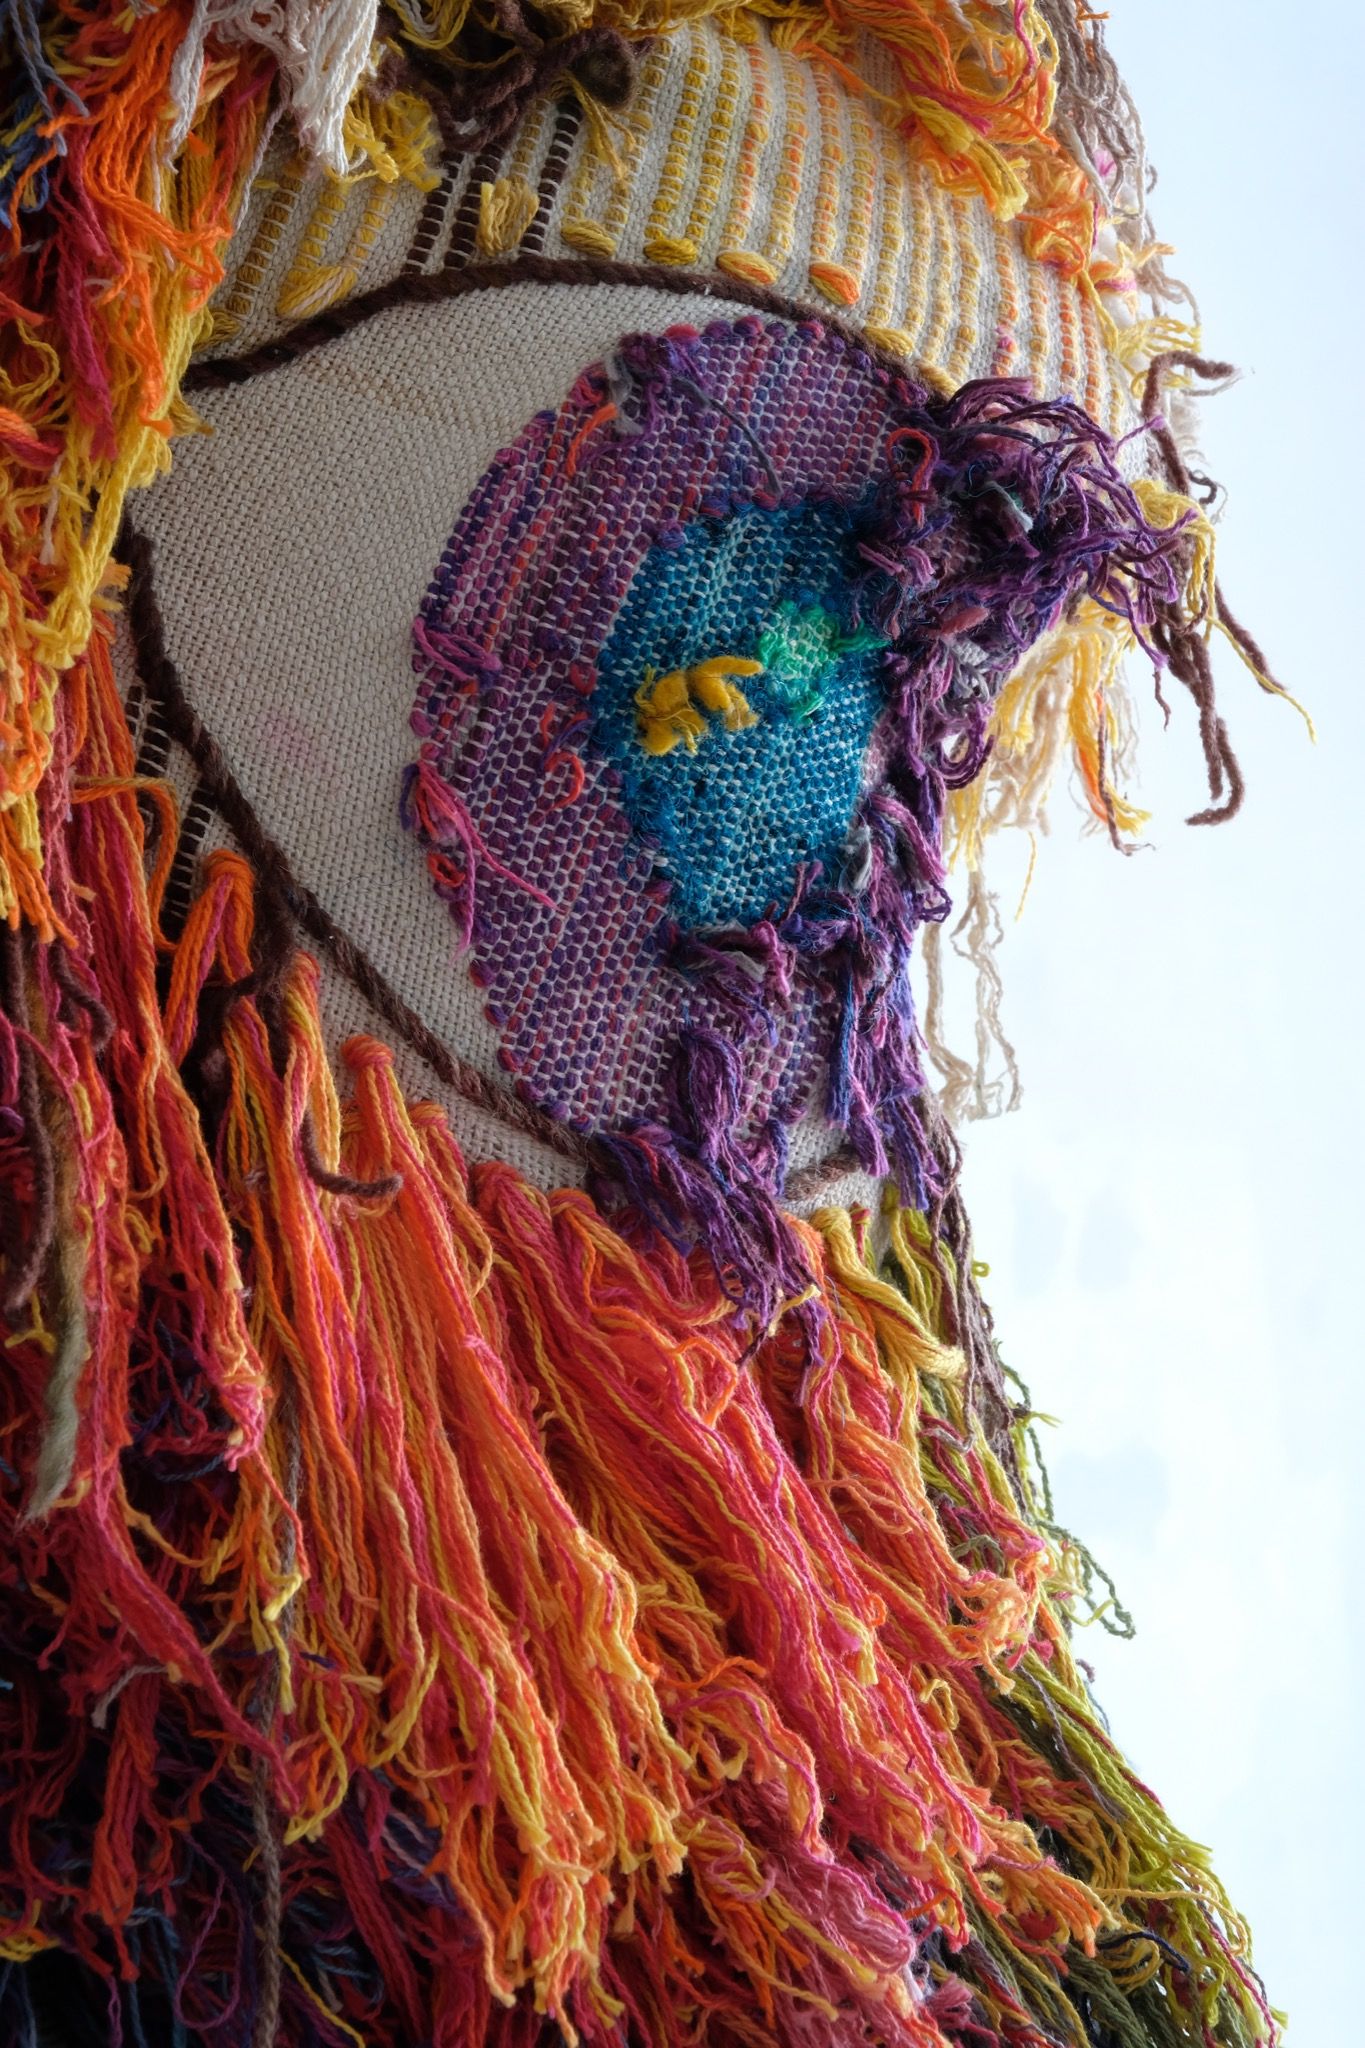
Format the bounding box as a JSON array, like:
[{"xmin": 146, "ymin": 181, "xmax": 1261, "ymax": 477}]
[{"xmin": 476, "ymin": 175, "xmax": 541, "ymax": 257}]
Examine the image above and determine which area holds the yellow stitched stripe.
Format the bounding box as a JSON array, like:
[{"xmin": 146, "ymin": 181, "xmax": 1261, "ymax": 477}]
[
  {"xmin": 207, "ymin": 157, "xmax": 305, "ymax": 344},
  {"xmin": 918, "ymin": 169, "xmax": 956, "ymax": 388},
  {"xmin": 672, "ymin": 32, "xmax": 742, "ymax": 263},
  {"xmin": 644, "ymin": 27, "xmax": 711, "ymax": 265},
  {"xmin": 276, "ymin": 178, "xmax": 395, "ymax": 322},
  {"xmin": 1026, "ymin": 239, "xmax": 1051, "ymax": 395},
  {"xmin": 760, "ymin": 48, "xmax": 808, "ymax": 280},
  {"xmin": 946, "ymin": 192, "xmax": 983, "ymax": 385},
  {"xmin": 717, "ymin": 31, "xmax": 775, "ymax": 283},
  {"xmin": 991, "ymin": 223, "xmax": 1022, "ymax": 375}
]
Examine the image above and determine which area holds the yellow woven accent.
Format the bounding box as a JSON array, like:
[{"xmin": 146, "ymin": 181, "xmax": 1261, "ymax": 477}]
[
  {"xmin": 677, "ymin": 32, "xmax": 743, "ymax": 258},
  {"xmin": 866, "ymin": 153, "xmax": 905, "ymax": 341},
  {"xmin": 761, "ymin": 47, "xmax": 808, "ymax": 277},
  {"xmin": 644, "ymin": 28, "xmax": 711, "ymax": 263},
  {"xmin": 990, "ymin": 221, "xmax": 1022, "ymax": 375},
  {"xmin": 839, "ymin": 94, "xmax": 878, "ymax": 308},
  {"xmin": 901, "ymin": 153, "xmax": 932, "ymax": 361},
  {"xmin": 205, "ymin": 158, "xmax": 306, "ymax": 346},
  {"xmin": 475, "ymin": 175, "xmax": 539, "ymax": 257},
  {"xmin": 716, "ymin": 31, "xmax": 773, "ymax": 273},
  {"xmin": 634, "ymin": 658, "xmax": 763, "ymax": 756}
]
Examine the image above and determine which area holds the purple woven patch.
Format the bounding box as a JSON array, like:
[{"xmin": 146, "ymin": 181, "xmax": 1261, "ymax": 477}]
[{"xmin": 406, "ymin": 315, "xmax": 1182, "ymax": 1317}]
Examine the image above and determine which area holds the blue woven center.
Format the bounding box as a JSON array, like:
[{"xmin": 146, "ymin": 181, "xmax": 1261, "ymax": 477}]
[{"xmin": 593, "ymin": 502, "xmax": 886, "ymax": 929}]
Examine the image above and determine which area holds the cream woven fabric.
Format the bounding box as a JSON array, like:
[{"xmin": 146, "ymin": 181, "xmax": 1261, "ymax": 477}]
[{"xmin": 205, "ymin": 20, "xmax": 1144, "ymax": 442}]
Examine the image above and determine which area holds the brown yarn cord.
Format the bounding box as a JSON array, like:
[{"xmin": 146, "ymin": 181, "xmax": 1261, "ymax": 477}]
[
  {"xmin": 249, "ymin": 1752, "xmax": 285, "ymax": 2048},
  {"xmin": 920, "ymin": 1090, "xmax": 1018, "ymax": 1468},
  {"xmin": 381, "ymin": 10, "xmax": 636, "ymax": 159},
  {"xmin": 1141, "ymin": 348, "xmax": 1284, "ymax": 828},
  {"xmin": 182, "ymin": 254, "xmax": 925, "ymax": 396},
  {"xmin": 117, "ymin": 515, "xmax": 592, "ymax": 1171}
]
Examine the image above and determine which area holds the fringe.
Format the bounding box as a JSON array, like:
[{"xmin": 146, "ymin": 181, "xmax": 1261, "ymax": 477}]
[
  {"xmin": 0, "ymin": 615, "xmax": 1276, "ymax": 2044},
  {"xmin": 0, "ymin": 13, "xmax": 1289, "ymax": 2042}
]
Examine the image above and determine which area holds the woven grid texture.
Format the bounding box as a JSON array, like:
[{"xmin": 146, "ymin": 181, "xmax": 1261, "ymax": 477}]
[
  {"xmin": 201, "ymin": 19, "xmax": 1144, "ymax": 450},
  {"xmin": 592, "ymin": 503, "xmax": 886, "ymax": 928},
  {"xmin": 115, "ymin": 283, "xmax": 888, "ymax": 1200},
  {"xmin": 407, "ymin": 315, "xmax": 913, "ymax": 1137}
]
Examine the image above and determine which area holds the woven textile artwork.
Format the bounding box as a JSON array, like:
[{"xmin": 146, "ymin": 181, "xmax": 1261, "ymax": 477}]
[
  {"xmin": 405, "ymin": 314, "xmax": 1183, "ymax": 1307},
  {"xmin": 0, "ymin": 6, "xmax": 1292, "ymax": 2048}
]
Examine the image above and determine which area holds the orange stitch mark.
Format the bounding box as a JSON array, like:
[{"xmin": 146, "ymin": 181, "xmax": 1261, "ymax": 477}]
[
  {"xmin": 545, "ymin": 751, "xmax": 586, "ymax": 808},
  {"xmin": 886, "ymin": 427, "xmax": 935, "ymax": 524},
  {"xmin": 717, "ymin": 30, "xmax": 774, "ymax": 282},
  {"xmin": 808, "ymin": 61, "xmax": 858, "ymax": 307},
  {"xmin": 644, "ymin": 27, "xmax": 711, "ymax": 265},
  {"xmin": 865, "ymin": 150, "xmax": 905, "ymax": 340},
  {"xmin": 991, "ymin": 222, "xmax": 1022, "ymax": 374},
  {"xmin": 759, "ymin": 46, "xmax": 808, "ymax": 281},
  {"xmin": 565, "ymin": 401, "xmax": 617, "ymax": 477}
]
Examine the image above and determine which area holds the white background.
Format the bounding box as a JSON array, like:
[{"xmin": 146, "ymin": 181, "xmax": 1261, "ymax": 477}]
[{"xmin": 928, "ymin": 7, "xmax": 1363, "ymax": 2037}]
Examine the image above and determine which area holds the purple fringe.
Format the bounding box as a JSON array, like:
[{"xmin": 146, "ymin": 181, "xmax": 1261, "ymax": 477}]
[{"xmin": 590, "ymin": 348, "xmax": 1187, "ymax": 1318}]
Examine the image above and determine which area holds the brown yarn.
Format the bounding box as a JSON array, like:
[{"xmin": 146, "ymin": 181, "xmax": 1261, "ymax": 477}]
[
  {"xmin": 249, "ymin": 1754, "xmax": 284, "ymax": 2048},
  {"xmin": 300, "ymin": 1111, "xmax": 404, "ymax": 1202},
  {"xmin": 249, "ymin": 1381, "xmax": 301, "ymax": 2048},
  {"xmin": 442, "ymin": 139, "xmax": 507, "ymax": 271},
  {"xmin": 784, "ymin": 1144, "xmax": 861, "ymax": 1205},
  {"xmin": 520, "ymin": 101, "xmax": 582, "ymax": 256},
  {"xmin": 50, "ymin": 938, "xmax": 114, "ymax": 1051},
  {"xmin": 1141, "ymin": 349, "xmax": 1267, "ymax": 827},
  {"xmin": 921, "ymin": 1090, "xmax": 1019, "ymax": 1478},
  {"xmin": 1038, "ymin": 0, "xmax": 1198, "ymax": 336},
  {"xmin": 182, "ymin": 254, "xmax": 927, "ymax": 396}
]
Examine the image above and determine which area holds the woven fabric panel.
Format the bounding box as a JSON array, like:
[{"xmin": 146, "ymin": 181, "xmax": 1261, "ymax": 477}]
[
  {"xmin": 201, "ymin": 20, "xmax": 1141, "ymax": 442},
  {"xmin": 118, "ymin": 280, "xmax": 904, "ymax": 1200}
]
